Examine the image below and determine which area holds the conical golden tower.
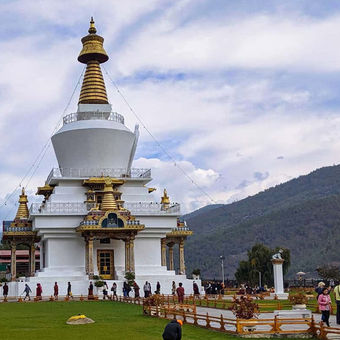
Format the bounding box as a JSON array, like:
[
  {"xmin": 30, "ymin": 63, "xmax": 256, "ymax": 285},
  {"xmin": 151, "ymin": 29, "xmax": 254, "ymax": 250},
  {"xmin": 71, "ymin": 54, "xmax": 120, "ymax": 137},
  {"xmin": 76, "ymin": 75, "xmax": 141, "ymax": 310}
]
[
  {"xmin": 101, "ymin": 180, "xmax": 118, "ymax": 211},
  {"xmin": 15, "ymin": 187, "xmax": 29, "ymax": 219},
  {"xmin": 78, "ymin": 17, "xmax": 109, "ymax": 104}
]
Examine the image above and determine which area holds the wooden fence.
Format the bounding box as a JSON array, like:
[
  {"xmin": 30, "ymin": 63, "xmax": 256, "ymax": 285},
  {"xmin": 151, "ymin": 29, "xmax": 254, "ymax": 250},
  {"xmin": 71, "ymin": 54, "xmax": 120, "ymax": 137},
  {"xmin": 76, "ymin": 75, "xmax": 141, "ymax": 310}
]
[{"xmin": 143, "ymin": 303, "xmax": 340, "ymax": 339}]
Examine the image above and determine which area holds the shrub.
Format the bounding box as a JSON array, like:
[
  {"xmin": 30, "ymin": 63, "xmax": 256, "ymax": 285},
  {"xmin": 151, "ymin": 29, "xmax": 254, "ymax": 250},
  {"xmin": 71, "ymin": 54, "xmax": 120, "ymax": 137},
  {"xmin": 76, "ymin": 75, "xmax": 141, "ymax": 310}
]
[
  {"xmin": 94, "ymin": 280, "xmax": 105, "ymax": 288},
  {"xmin": 289, "ymin": 292, "xmax": 308, "ymax": 305},
  {"xmin": 230, "ymin": 295, "xmax": 259, "ymax": 319},
  {"xmin": 124, "ymin": 271, "xmax": 135, "ymax": 286}
]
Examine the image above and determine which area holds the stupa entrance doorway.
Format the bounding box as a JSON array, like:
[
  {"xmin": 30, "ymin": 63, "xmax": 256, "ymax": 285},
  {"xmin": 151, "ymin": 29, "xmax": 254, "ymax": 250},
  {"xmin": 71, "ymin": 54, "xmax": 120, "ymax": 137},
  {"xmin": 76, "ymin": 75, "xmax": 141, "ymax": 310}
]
[{"xmin": 97, "ymin": 249, "xmax": 114, "ymax": 279}]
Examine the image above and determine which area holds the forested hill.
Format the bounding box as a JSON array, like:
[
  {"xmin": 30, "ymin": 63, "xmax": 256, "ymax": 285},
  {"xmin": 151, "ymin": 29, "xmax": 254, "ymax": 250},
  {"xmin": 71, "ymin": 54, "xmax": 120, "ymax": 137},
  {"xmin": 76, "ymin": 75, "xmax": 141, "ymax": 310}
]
[{"xmin": 184, "ymin": 164, "xmax": 340, "ymax": 280}]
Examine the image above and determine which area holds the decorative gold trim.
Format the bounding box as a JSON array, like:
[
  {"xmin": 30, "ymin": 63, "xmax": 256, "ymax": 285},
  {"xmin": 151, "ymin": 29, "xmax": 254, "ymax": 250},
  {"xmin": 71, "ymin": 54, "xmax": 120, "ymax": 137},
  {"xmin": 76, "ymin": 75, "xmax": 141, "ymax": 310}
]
[{"xmin": 166, "ymin": 230, "xmax": 193, "ymax": 237}]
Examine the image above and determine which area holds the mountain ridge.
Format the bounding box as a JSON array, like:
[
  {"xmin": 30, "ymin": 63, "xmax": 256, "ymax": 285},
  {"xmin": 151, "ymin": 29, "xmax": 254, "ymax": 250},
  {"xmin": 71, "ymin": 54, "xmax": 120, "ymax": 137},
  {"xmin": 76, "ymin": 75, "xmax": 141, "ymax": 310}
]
[{"xmin": 184, "ymin": 164, "xmax": 340, "ymax": 279}]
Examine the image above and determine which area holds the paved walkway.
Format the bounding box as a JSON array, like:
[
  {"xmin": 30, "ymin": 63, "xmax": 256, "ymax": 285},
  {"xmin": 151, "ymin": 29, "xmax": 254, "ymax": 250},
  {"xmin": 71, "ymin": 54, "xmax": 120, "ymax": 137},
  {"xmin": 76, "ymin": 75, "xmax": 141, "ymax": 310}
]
[
  {"xmin": 196, "ymin": 306, "xmax": 338, "ymax": 327},
  {"xmin": 193, "ymin": 306, "xmax": 340, "ymax": 338}
]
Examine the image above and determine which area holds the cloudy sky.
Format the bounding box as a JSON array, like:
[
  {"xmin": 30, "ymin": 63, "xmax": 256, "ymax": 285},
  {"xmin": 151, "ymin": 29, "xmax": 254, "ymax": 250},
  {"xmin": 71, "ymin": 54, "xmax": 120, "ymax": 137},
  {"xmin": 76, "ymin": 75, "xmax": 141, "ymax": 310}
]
[{"xmin": 1, "ymin": 0, "xmax": 340, "ymax": 219}]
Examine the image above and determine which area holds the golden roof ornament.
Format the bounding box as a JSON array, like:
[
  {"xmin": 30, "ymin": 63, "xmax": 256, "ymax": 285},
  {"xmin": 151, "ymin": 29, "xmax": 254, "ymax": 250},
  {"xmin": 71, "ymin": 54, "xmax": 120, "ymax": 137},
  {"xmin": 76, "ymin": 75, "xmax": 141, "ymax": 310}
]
[
  {"xmin": 101, "ymin": 180, "xmax": 118, "ymax": 211},
  {"xmin": 15, "ymin": 187, "xmax": 29, "ymax": 219},
  {"xmin": 161, "ymin": 189, "xmax": 170, "ymax": 210},
  {"xmin": 78, "ymin": 17, "xmax": 109, "ymax": 104}
]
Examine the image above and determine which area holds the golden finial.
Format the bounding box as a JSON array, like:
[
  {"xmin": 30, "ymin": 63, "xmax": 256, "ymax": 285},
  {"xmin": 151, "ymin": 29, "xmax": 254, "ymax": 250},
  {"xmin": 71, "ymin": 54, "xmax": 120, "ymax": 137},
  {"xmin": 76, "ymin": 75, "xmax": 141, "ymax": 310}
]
[
  {"xmin": 78, "ymin": 18, "xmax": 109, "ymax": 104},
  {"xmin": 15, "ymin": 187, "xmax": 29, "ymax": 219},
  {"xmin": 101, "ymin": 180, "xmax": 118, "ymax": 211},
  {"xmin": 88, "ymin": 17, "xmax": 97, "ymax": 34}
]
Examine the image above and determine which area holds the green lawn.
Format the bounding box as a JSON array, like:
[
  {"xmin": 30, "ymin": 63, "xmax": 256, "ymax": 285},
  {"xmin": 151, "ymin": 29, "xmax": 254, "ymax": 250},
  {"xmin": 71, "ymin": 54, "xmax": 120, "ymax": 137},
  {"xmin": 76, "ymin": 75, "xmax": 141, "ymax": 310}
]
[{"xmin": 0, "ymin": 301, "xmax": 305, "ymax": 340}]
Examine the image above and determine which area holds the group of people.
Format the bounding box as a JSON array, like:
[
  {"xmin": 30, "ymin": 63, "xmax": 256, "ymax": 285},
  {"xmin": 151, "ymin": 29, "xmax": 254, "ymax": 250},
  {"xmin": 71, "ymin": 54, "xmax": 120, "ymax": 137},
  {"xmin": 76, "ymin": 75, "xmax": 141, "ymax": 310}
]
[
  {"xmin": 204, "ymin": 281, "xmax": 225, "ymax": 295},
  {"xmin": 316, "ymin": 281, "xmax": 340, "ymax": 327},
  {"xmin": 2, "ymin": 280, "xmax": 191, "ymax": 304}
]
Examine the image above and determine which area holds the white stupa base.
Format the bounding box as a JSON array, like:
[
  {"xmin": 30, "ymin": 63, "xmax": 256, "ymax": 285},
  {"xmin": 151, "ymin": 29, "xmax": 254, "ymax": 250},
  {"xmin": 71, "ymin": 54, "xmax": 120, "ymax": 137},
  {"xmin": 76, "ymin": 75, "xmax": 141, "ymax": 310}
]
[
  {"xmin": 2, "ymin": 274, "xmax": 200, "ymax": 298},
  {"xmin": 270, "ymin": 292, "xmax": 289, "ymax": 300}
]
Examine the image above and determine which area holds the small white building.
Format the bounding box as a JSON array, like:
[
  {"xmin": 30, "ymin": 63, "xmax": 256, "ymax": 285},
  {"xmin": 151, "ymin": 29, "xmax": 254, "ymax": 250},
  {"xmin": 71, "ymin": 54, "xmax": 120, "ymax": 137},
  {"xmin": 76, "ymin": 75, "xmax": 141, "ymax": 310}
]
[{"xmin": 2, "ymin": 19, "xmax": 198, "ymax": 297}]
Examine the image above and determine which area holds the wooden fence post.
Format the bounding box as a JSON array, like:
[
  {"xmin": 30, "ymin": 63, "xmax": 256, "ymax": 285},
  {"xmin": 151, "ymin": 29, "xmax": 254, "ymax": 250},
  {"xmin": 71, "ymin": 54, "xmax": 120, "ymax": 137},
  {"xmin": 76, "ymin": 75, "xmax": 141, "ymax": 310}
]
[
  {"xmin": 206, "ymin": 312, "xmax": 211, "ymax": 328},
  {"xmin": 310, "ymin": 315, "xmax": 316, "ymax": 336},
  {"xmin": 273, "ymin": 315, "xmax": 279, "ymax": 333},
  {"xmin": 319, "ymin": 321, "xmax": 327, "ymax": 340},
  {"xmin": 220, "ymin": 314, "xmax": 225, "ymax": 331},
  {"xmin": 182, "ymin": 310, "xmax": 187, "ymax": 323},
  {"xmin": 236, "ymin": 319, "xmax": 243, "ymax": 334},
  {"xmin": 193, "ymin": 311, "xmax": 198, "ymax": 326}
]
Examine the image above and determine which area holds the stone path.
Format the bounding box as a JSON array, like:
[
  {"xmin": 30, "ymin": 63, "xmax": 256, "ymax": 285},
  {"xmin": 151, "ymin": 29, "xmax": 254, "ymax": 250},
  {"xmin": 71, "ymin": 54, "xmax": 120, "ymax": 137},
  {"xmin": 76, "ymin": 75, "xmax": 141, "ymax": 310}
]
[{"xmin": 193, "ymin": 306, "xmax": 340, "ymax": 338}]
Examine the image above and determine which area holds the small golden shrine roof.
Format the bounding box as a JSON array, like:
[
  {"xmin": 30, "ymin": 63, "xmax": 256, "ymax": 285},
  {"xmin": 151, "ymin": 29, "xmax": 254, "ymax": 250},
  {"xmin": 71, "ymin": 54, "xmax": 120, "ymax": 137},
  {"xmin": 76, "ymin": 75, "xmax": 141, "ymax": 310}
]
[
  {"xmin": 15, "ymin": 188, "xmax": 29, "ymax": 220},
  {"xmin": 101, "ymin": 180, "xmax": 118, "ymax": 211},
  {"xmin": 36, "ymin": 184, "xmax": 54, "ymax": 196},
  {"xmin": 161, "ymin": 189, "xmax": 170, "ymax": 205}
]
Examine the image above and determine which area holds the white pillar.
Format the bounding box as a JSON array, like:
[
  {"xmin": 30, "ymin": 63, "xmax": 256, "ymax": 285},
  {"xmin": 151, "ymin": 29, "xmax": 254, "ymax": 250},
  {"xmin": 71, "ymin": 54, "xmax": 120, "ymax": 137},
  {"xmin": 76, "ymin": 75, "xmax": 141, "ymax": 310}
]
[{"xmin": 271, "ymin": 258, "xmax": 288, "ymax": 299}]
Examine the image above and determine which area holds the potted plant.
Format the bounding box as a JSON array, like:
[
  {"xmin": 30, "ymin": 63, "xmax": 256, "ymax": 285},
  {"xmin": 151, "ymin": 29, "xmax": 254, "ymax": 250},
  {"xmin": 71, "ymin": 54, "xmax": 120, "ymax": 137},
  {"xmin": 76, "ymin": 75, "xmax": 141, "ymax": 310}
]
[
  {"xmin": 94, "ymin": 279, "xmax": 105, "ymax": 296},
  {"xmin": 230, "ymin": 295, "xmax": 259, "ymax": 332},
  {"xmin": 192, "ymin": 268, "xmax": 201, "ymax": 280},
  {"xmin": 124, "ymin": 271, "xmax": 135, "ymax": 287},
  {"xmin": 289, "ymin": 292, "xmax": 308, "ymax": 309}
]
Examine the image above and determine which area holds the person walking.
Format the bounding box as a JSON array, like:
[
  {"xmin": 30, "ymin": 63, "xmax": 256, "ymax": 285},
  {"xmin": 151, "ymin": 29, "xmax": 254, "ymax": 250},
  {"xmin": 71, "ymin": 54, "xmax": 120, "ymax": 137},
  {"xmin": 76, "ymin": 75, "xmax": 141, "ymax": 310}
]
[
  {"xmin": 318, "ymin": 287, "xmax": 332, "ymax": 327},
  {"xmin": 144, "ymin": 281, "xmax": 149, "ymax": 298},
  {"xmin": 133, "ymin": 281, "xmax": 140, "ymax": 298},
  {"xmin": 172, "ymin": 281, "xmax": 176, "ymax": 295},
  {"xmin": 36, "ymin": 283, "xmax": 42, "ymax": 300},
  {"xmin": 67, "ymin": 282, "xmax": 73, "ymax": 299},
  {"xmin": 315, "ymin": 282, "xmax": 325, "ymax": 299},
  {"xmin": 23, "ymin": 284, "xmax": 32, "ymax": 301},
  {"xmin": 54, "ymin": 282, "xmax": 59, "ymax": 300},
  {"xmin": 156, "ymin": 281, "xmax": 161, "ymax": 294},
  {"xmin": 176, "ymin": 282, "xmax": 185, "ymax": 304},
  {"xmin": 162, "ymin": 319, "xmax": 182, "ymax": 340},
  {"xmin": 111, "ymin": 282, "xmax": 117, "ymax": 299},
  {"xmin": 88, "ymin": 281, "xmax": 94, "ymax": 299},
  {"xmin": 193, "ymin": 281, "xmax": 200, "ymax": 297},
  {"xmin": 3, "ymin": 282, "xmax": 8, "ymax": 299},
  {"xmin": 334, "ymin": 281, "xmax": 340, "ymax": 325},
  {"xmin": 123, "ymin": 281, "xmax": 130, "ymax": 298},
  {"xmin": 103, "ymin": 281, "xmax": 109, "ymax": 300}
]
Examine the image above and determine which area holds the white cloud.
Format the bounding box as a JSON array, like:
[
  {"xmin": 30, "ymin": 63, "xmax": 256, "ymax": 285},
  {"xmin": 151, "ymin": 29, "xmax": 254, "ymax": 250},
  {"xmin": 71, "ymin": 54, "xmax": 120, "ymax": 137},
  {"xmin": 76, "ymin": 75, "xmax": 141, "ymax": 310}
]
[
  {"xmin": 114, "ymin": 12, "xmax": 340, "ymax": 74},
  {"xmin": 1, "ymin": 1, "xmax": 340, "ymax": 217}
]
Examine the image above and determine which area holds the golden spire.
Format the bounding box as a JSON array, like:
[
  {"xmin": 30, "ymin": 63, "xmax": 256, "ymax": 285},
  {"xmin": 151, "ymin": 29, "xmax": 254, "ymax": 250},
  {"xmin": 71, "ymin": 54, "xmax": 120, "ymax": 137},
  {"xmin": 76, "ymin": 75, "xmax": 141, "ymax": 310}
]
[
  {"xmin": 78, "ymin": 17, "xmax": 109, "ymax": 105},
  {"xmin": 161, "ymin": 189, "xmax": 170, "ymax": 210},
  {"xmin": 101, "ymin": 180, "xmax": 118, "ymax": 211},
  {"xmin": 15, "ymin": 187, "xmax": 29, "ymax": 219}
]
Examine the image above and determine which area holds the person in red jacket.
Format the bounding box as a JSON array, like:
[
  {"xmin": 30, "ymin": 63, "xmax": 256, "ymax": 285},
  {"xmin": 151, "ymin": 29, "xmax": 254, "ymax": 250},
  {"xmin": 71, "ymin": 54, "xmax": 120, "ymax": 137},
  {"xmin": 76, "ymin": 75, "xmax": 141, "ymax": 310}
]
[
  {"xmin": 54, "ymin": 282, "xmax": 59, "ymax": 300},
  {"xmin": 36, "ymin": 283, "xmax": 42, "ymax": 300},
  {"xmin": 176, "ymin": 282, "xmax": 185, "ymax": 304}
]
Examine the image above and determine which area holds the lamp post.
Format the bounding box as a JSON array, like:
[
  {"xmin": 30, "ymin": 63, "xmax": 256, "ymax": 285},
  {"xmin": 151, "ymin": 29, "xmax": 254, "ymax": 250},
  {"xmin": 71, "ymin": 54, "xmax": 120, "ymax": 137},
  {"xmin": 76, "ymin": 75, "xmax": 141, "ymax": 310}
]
[
  {"xmin": 220, "ymin": 256, "xmax": 225, "ymax": 286},
  {"xmin": 258, "ymin": 271, "xmax": 262, "ymax": 288}
]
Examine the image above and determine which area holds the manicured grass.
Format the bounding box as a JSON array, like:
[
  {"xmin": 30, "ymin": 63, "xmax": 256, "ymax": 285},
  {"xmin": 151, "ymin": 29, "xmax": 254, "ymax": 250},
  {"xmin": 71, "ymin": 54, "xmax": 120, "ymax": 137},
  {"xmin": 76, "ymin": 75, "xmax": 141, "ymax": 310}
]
[
  {"xmin": 0, "ymin": 300, "xmax": 292, "ymax": 340},
  {"xmin": 0, "ymin": 300, "xmax": 308, "ymax": 340}
]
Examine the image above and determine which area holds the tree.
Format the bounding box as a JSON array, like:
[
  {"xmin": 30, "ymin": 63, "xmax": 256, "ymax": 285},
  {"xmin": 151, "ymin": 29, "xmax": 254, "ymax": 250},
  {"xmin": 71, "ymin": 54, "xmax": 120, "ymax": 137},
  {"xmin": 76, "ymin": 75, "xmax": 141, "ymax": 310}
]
[
  {"xmin": 316, "ymin": 264, "xmax": 340, "ymax": 281},
  {"xmin": 235, "ymin": 244, "xmax": 291, "ymax": 286}
]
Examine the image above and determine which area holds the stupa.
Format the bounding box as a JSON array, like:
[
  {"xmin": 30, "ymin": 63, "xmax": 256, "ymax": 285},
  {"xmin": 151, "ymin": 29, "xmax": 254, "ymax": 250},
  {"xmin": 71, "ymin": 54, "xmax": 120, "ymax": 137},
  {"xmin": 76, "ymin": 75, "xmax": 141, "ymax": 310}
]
[{"xmin": 2, "ymin": 19, "xmax": 197, "ymax": 297}]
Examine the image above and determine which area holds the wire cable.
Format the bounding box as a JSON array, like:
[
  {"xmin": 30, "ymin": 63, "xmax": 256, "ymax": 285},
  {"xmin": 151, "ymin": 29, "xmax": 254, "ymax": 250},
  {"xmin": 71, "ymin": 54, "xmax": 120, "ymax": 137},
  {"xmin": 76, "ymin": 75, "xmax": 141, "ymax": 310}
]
[
  {"xmin": 103, "ymin": 66, "xmax": 217, "ymax": 204},
  {"xmin": 0, "ymin": 67, "xmax": 85, "ymax": 211}
]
